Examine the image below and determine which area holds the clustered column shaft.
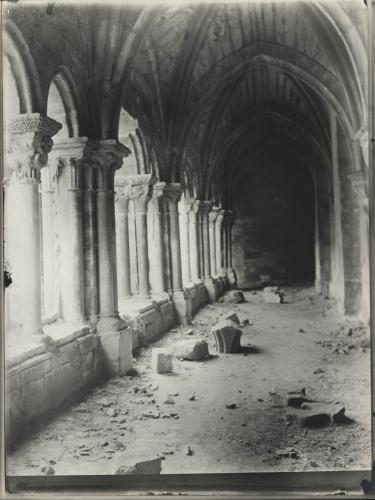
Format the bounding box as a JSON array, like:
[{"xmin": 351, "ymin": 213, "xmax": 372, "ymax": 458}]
[{"xmin": 6, "ymin": 114, "xmax": 61, "ymax": 335}]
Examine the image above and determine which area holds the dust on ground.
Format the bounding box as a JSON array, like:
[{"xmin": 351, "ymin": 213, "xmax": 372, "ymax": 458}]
[{"xmin": 7, "ymin": 286, "xmax": 371, "ymax": 475}]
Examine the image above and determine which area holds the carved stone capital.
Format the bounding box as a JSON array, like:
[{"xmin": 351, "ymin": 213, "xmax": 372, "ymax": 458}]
[
  {"xmin": 7, "ymin": 134, "xmax": 55, "ymax": 184},
  {"xmin": 85, "ymin": 140, "xmax": 131, "ymax": 191},
  {"xmin": 8, "ymin": 113, "xmax": 62, "ymax": 137},
  {"xmin": 215, "ymin": 211, "xmax": 224, "ymax": 229},
  {"xmin": 195, "ymin": 200, "xmax": 213, "ymax": 219},
  {"xmin": 163, "ymin": 183, "xmax": 183, "ymax": 207},
  {"xmin": 209, "ymin": 206, "xmax": 220, "ymax": 224},
  {"xmin": 181, "ymin": 196, "xmax": 196, "ymax": 215},
  {"xmin": 6, "ymin": 114, "xmax": 61, "ymax": 184},
  {"xmin": 115, "ymin": 192, "xmax": 130, "ymax": 212},
  {"xmin": 50, "ymin": 137, "xmax": 88, "ymax": 190}
]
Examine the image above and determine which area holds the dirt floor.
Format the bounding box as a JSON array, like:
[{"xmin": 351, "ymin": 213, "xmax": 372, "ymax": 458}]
[{"xmin": 7, "ymin": 286, "xmax": 371, "ymax": 476}]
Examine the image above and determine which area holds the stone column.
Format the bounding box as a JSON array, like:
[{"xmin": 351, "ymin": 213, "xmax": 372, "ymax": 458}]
[
  {"xmin": 124, "ymin": 174, "xmax": 156, "ymax": 299},
  {"xmin": 223, "ymin": 210, "xmax": 237, "ymax": 288},
  {"xmin": 165, "ymin": 184, "xmax": 191, "ymax": 324},
  {"xmin": 209, "ymin": 206, "xmax": 219, "ymax": 278},
  {"xmin": 114, "ymin": 181, "xmax": 132, "ymax": 302},
  {"xmin": 6, "ymin": 113, "xmax": 61, "ymax": 335},
  {"xmin": 51, "ymin": 137, "xmax": 89, "ymax": 325},
  {"xmin": 329, "ymin": 111, "xmax": 345, "ymax": 311},
  {"xmin": 215, "ymin": 210, "xmax": 225, "ymax": 276},
  {"xmin": 148, "ymin": 182, "xmax": 167, "ymax": 296},
  {"xmin": 40, "ymin": 163, "xmax": 57, "ymax": 320},
  {"xmin": 86, "ymin": 140, "xmax": 130, "ymax": 332},
  {"xmin": 196, "ymin": 201, "xmax": 216, "ymax": 301},
  {"xmin": 179, "ymin": 197, "xmax": 194, "ymax": 285},
  {"xmin": 345, "ymin": 172, "xmax": 370, "ymax": 321},
  {"xmin": 189, "ymin": 201, "xmax": 201, "ymax": 283}
]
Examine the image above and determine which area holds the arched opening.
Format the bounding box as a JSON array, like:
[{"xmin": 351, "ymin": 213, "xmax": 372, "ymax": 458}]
[{"xmin": 232, "ymin": 149, "xmax": 315, "ymax": 288}]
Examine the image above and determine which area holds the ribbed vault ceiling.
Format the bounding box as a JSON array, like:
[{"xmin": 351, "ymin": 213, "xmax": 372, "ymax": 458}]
[{"xmin": 5, "ymin": 0, "xmax": 368, "ymax": 204}]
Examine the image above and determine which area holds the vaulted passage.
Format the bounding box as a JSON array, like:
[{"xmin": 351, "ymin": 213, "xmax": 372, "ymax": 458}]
[{"xmin": 3, "ymin": 0, "xmax": 372, "ymax": 481}]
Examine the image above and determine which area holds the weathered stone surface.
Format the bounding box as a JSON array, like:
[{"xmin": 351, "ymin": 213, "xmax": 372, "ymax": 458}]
[
  {"xmin": 223, "ymin": 290, "xmax": 245, "ymax": 304},
  {"xmin": 212, "ymin": 319, "xmax": 242, "ymax": 353},
  {"xmin": 114, "ymin": 457, "xmax": 162, "ymax": 475},
  {"xmin": 263, "ymin": 286, "xmax": 284, "ymax": 304},
  {"xmin": 286, "ymin": 406, "xmax": 331, "ymax": 427},
  {"xmin": 151, "ymin": 348, "xmax": 172, "ymax": 373},
  {"xmin": 172, "ymin": 339, "xmax": 209, "ymax": 360},
  {"xmin": 300, "ymin": 402, "xmax": 346, "ymax": 423},
  {"xmin": 285, "ymin": 390, "xmax": 310, "ymax": 408},
  {"xmin": 99, "ymin": 328, "xmax": 133, "ymax": 376},
  {"xmin": 224, "ymin": 311, "xmax": 240, "ymax": 325}
]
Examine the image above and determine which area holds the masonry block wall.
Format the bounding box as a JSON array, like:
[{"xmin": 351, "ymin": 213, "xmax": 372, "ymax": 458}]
[{"xmin": 6, "ymin": 331, "xmax": 106, "ymax": 448}]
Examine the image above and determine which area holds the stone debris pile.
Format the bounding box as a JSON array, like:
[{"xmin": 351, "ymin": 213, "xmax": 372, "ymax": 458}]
[
  {"xmin": 263, "ymin": 286, "xmax": 284, "ymax": 304},
  {"xmin": 172, "ymin": 339, "xmax": 209, "ymax": 361},
  {"xmin": 272, "ymin": 387, "xmax": 351, "ymax": 428}
]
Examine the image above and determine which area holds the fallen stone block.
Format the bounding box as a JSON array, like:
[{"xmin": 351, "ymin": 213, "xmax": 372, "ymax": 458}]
[
  {"xmin": 151, "ymin": 348, "xmax": 173, "ymax": 374},
  {"xmin": 223, "ymin": 311, "xmax": 240, "ymax": 325},
  {"xmin": 300, "ymin": 402, "xmax": 346, "ymax": 423},
  {"xmin": 172, "ymin": 339, "xmax": 209, "ymax": 361},
  {"xmin": 114, "ymin": 457, "xmax": 162, "ymax": 475},
  {"xmin": 285, "ymin": 390, "xmax": 311, "ymax": 408},
  {"xmin": 212, "ymin": 319, "xmax": 242, "ymax": 353},
  {"xmin": 286, "ymin": 407, "xmax": 331, "ymax": 427},
  {"xmin": 223, "ymin": 290, "xmax": 245, "ymax": 304},
  {"xmin": 263, "ymin": 286, "xmax": 284, "ymax": 304},
  {"xmin": 274, "ymin": 447, "xmax": 299, "ymax": 459}
]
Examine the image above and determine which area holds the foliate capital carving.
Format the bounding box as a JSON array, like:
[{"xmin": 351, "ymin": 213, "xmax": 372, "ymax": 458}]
[
  {"xmin": 195, "ymin": 200, "xmax": 213, "ymax": 217},
  {"xmin": 85, "ymin": 140, "xmax": 131, "ymax": 191},
  {"xmin": 115, "ymin": 192, "xmax": 130, "ymax": 212},
  {"xmin": 50, "ymin": 137, "xmax": 88, "ymax": 190},
  {"xmin": 123, "ymin": 183, "xmax": 153, "ymax": 202},
  {"xmin": 164, "ymin": 183, "xmax": 183, "ymax": 207},
  {"xmin": 209, "ymin": 206, "xmax": 220, "ymax": 224},
  {"xmin": 121, "ymin": 174, "xmax": 157, "ymax": 212},
  {"xmin": 8, "ymin": 132, "xmax": 55, "ymax": 184},
  {"xmin": 181, "ymin": 196, "xmax": 196, "ymax": 215},
  {"xmin": 7, "ymin": 113, "xmax": 61, "ymax": 184}
]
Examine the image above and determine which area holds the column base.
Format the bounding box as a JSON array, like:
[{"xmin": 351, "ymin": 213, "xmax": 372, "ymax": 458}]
[
  {"xmin": 172, "ymin": 290, "xmax": 192, "ymax": 325},
  {"xmin": 204, "ymin": 277, "xmax": 217, "ymax": 303},
  {"xmin": 226, "ymin": 268, "xmax": 237, "ymax": 288},
  {"xmin": 96, "ymin": 315, "xmax": 127, "ymax": 334},
  {"xmin": 99, "ymin": 326, "xmax": 133, "ymax": 376}
]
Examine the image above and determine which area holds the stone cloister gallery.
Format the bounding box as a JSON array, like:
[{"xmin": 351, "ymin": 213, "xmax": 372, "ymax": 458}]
[{"xmin": 2, "ymin": 0, "xmax": 373, "ymax": 484}]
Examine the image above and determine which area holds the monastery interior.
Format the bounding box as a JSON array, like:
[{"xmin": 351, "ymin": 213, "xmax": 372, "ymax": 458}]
[{"xmin": 2, "ymin": 0, "xmax": 373, "ymax": 479}]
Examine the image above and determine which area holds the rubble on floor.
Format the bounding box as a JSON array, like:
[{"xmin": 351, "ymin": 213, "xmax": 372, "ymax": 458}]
[
  {"xmin": 222, "ymin": 290, "xmax": 245, "ymax": 303},
  {"xmin": 114, "ymin": 456, "xmax": 162, "ymax": 474},
  {"xmin": 263, "ymin": 286, "xmax": 284, "ymax": 304},
  {"xmin": 272, "ymin": 388, "xmax": 352, "ymax": 428},
  {"xmin": 172, "ymin": 339, "xmax": 209, "ymax": 361}
]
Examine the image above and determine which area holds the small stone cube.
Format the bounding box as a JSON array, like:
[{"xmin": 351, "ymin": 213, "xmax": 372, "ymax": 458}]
[{"xmin": 151, "ymin": 348, "xmax": 172, "ymax": 373}]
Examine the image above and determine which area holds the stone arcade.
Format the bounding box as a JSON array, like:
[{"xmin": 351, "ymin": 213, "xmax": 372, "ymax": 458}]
[{"xmin": 2, "ymin": 0, "xmax": 372, "ymax": 477}]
